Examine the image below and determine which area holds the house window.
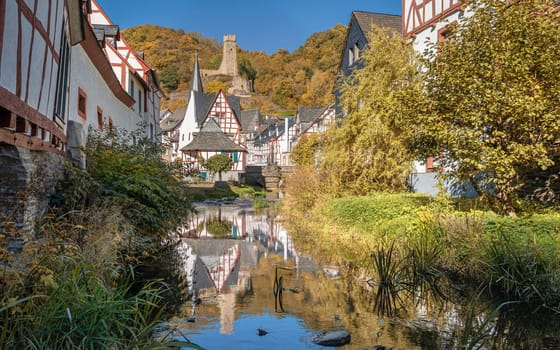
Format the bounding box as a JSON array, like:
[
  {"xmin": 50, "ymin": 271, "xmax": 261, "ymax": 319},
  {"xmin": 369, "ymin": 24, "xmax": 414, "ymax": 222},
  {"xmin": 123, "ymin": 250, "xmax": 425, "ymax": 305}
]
[
  {"xmin": 77, "ymin": 88, "xmax": 87, "ymax": 119},
  {"xmin": 138, "ymin": 90, "xmax": 142, "ymax": 114},
  {"xmin": 354, "ymin": 43, "xmax": 360, "ymax": 59},
  {"xmin": 348, "ymin": 47, "xmax": 355, "ymax": 65},
  {"xmin": 144, "ymin": 90, "xmax": 148, "ymax": 112},
  {"xmin": 129, "ymin": 78, "xmax": 135, "ymax": 110},
  {"xmin": 97, "ymin": 107, "xmax": 103, "ymax": 130},
  {"xmin": 54, "ymin": 25, "xmax": 71, "ymax": 122}
]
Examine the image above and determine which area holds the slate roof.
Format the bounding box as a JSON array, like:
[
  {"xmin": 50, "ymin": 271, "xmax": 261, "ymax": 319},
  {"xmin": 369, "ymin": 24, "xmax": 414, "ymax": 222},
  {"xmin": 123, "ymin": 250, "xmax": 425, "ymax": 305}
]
[
  {"xmin": 239, "ymin": 109, "xmax": 261, "ymax": 133},
  {"xmin": 160, "ymin": 107, "xmax": 186, "ymax": 132},
  {"xmin": 297, "ymin": 108, "xmax": 323, "ymax": 123},
  {"xmin": 227, "ymin": 95, "xmax": 242, "ymax": 117},
  {"xmin": 299, "ymin": 104, "xmax": 334, "ymax": 134},
  {"xmin": 93, "ymin": 28, "xmax": 106, "ymax": 42},
  {"xmin": 352, "ymin": 11, "xmax": 402, "ymax": 35},
  {"xmin": 180, "ymin": 118, "xmax": 246, "ymax": 152},
  {"xmin": 192, "ymin": 91, "xmax": 217, "ymax": 125},
  {"xmin": 92, "ymin": 24, "xmax": 120, "ymax": 38},
  {"xmin": 192, "ymin": 90, "xmax": 242, "ymax": 128},
  {"xmin": 191, "ymin": 53, "xmax": 204, "ymax": 93}
]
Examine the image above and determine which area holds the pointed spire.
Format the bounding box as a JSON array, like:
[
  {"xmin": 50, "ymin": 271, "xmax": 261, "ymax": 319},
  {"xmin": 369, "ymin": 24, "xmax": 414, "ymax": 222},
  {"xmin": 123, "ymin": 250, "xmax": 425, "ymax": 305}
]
[{"xmin": 191, "ymin": 52, "xmax": 204, "ymax": 93}]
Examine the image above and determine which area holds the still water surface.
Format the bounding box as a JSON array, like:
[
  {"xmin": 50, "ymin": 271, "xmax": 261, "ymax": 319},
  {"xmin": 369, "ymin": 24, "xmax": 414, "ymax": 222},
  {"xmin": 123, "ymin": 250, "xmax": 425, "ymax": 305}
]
[{"xmin": 158, "ymin": 199, "xmax": 560, "ymax": 350}]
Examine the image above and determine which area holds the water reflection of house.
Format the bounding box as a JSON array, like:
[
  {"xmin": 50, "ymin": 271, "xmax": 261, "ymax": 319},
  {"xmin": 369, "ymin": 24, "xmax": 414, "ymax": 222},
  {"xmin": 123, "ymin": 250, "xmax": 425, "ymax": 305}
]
[{"xmin": 180, "ymin": 202, "xmax": 297, "ymax": 259}]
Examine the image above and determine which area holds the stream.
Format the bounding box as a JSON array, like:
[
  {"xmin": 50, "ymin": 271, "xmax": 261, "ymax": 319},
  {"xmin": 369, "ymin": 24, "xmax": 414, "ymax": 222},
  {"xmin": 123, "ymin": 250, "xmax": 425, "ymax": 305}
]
[{"xmin": 155, "ymin": 199, "xmax": 560, "ymax": 350}]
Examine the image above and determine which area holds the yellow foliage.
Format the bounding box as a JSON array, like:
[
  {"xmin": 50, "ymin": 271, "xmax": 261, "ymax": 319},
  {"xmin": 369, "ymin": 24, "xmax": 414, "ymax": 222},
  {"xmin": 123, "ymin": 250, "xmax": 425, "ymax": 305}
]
[{"xmin": 123, "ymin": 23, "xmax": 347, "ymax": 112}]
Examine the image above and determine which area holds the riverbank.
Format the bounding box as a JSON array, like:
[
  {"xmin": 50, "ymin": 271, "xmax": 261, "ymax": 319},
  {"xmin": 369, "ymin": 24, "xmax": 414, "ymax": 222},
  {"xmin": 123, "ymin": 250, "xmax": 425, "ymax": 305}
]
[
  {"xmin": 0, "ymin": 130, "xmax": 201, "ymax": 348},
  {"xmin": 283, "ymin": 191, "xmax": 560, "ymax": 308}
]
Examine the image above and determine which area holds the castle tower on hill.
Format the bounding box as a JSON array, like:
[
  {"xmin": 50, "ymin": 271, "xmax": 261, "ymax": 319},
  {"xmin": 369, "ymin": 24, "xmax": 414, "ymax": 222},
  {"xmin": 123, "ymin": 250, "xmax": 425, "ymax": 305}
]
[
  {"xmin": 201, "ymin": 34, "xmax": 251, "ymax": 96},
  {"xmin": 218, "ymin": 34, "xmax": 239, "ymax": 77}
]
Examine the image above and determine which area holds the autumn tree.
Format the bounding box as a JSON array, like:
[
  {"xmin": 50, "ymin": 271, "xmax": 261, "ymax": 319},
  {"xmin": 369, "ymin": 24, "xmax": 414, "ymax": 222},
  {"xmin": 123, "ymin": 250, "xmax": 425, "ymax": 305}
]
[
  {"xmin": 413, "ymin": 0, "xmax": 560, "ymax": 213},
  {"xmin": 291, "ymin": 134, "xmax": 321, "ymax": 166},
  {"xmin": 319, "ymin": 25, "xmax": 420, "ymax": 195},
  {"xmin": 205, "ymin": 81, "xmax": 230, "ymax": 94}
]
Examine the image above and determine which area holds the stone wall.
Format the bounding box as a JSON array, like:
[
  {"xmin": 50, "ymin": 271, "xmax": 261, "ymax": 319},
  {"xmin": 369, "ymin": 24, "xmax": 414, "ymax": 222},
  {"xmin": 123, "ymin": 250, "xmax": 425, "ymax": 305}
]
[{"xmin": 0, "ymin": 143, "xmax": 65, "ymax": 236}]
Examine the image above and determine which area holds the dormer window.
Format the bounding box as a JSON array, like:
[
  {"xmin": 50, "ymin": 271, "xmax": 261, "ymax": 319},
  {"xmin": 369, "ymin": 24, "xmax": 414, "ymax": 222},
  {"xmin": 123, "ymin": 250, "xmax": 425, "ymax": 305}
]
[
  {"xmin": 349, "ymin": 47, "xmax": 355, "ymax": 65},
  {"xmin": 354, "ymin": 43, "xmax": 360, "ymax": 59}
]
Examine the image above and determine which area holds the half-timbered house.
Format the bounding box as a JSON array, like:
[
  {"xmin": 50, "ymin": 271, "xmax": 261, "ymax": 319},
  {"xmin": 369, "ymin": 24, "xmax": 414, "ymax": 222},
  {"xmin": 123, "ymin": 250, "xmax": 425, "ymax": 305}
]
[
  {"xmin": 0, "ymin": 0, "xmax": 90, "ymax": 231},
  {"xmin": 88, "ymin": 0, "xmax": 164, "ymax": 142},
  {"xmin": 298, "ymin": 104, "xmax": 336, "ymax": 137},
  {"xmin": 176, "ymin": 54, "xmax": 248, "ymax": 179},
  {"xmin": 0, "ymin": 0, "xmax": 164, "ymax": 230},
  {"xmin": 403, "ymin": 0, "xmax": 470, "ymax": 195},
  {"xmin": 160, "ymin": 106, "xmax": 185, "ymax": 163}
]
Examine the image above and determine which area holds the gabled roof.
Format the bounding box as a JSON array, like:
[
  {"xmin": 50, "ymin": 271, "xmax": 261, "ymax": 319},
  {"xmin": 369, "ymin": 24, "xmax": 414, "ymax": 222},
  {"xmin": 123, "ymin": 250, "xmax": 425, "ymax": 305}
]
[
  {"xmin": 180, "ymin": 118, "xmax": 246, "ymax": 152},
  {"xmin": 297, "ymin": 108, "xmax": 323, "ymax": 123},
  {"xmin": 239, "ymin": 109, "xmax": 261, "ymax": 133},
  {"xmin": 160, "ymin": 107, "xmax": 186, "ymax": 132},
  {"xmin": 80, "ymin": 20, "xmax": 134, "ymax": 107},
  {"xmin": 193, "ymin": 90, "xmax": 218, "ymax": 125},
  {"xmin": 227, "ymin": 95, "xmax": 241, "ymax": 117},
  {"xmin": 338, "ymin": 11, "xmax": 402, "ymax": 73},
  {"xmin": 352, "ymin": 11, "xmax": 402, "ymax": 36},
  {"xmin": 299, "ymin": 104, "xmax": 335, "ymax": 135}
]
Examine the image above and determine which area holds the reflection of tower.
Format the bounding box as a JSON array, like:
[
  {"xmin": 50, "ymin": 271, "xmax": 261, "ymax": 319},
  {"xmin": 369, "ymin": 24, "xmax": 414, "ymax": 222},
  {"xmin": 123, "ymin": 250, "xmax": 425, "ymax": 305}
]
[
  {"xmin": 219, "ymin": 292, "xmax": 235, "ymax": 334},
  {"xmin": 218, "ymin": 271, "xmax": 252, "ymax": 335}
]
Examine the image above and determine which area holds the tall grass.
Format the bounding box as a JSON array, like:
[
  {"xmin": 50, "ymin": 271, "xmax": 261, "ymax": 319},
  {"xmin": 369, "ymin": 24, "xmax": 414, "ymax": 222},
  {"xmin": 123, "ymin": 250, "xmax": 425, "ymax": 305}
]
[
  {"xmin": 0, "ymin": 128, "xmax": 200, "ymax": 348},
  {"xmin": 285, "ymin": 190, "xmax": 560, "ymax": 306},
  {"xmin": 0, "ymin": 264, "xmax": 194, "ymax": 349}
]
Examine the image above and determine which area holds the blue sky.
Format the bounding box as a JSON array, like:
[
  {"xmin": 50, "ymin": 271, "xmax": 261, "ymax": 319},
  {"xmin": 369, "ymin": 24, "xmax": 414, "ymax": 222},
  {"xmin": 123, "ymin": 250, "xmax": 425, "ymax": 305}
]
[{"xmin": 96, "ymin": 0, "xmax": 402, "ymax": 54}]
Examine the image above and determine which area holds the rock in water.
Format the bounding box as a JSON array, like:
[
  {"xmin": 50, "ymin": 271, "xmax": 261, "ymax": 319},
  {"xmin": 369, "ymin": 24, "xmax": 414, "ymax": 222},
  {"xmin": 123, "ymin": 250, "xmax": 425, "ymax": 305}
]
[{"xmin": 312, "ymin": 330, "xmax": 351, "ymax": 346}]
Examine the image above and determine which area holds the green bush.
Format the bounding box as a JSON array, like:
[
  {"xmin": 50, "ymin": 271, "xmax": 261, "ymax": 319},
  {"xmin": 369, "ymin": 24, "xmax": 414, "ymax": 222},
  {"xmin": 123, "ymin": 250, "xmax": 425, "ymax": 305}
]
[{"xmin": 55, "ymin": 127, "xmax": 192, "ymax": 237}]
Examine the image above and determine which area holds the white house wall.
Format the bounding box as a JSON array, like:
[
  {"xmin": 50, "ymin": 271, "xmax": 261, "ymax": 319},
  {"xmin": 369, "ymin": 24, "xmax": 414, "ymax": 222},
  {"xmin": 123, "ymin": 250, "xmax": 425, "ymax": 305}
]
[
  {"xmin": 178, "ymin": 91, "xmax": 199, "ymax": 151},
  {"xmin": 0, "ymin": 0, "xmax": 68, "ymax": 152},
  {"xmin": 411, "ymin": 10, "xmax": 465, "ymax": 54},
  {"xmin": 68, "ymin": 45, "xmax": 139, "ymax": 135}
]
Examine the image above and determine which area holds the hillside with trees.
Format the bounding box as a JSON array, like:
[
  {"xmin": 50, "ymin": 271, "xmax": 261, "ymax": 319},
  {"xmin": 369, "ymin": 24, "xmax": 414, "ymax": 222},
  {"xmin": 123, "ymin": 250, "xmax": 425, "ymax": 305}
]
[{"xmin": 122, "ymin": 24, "xmax": 346, "ymax": 114}]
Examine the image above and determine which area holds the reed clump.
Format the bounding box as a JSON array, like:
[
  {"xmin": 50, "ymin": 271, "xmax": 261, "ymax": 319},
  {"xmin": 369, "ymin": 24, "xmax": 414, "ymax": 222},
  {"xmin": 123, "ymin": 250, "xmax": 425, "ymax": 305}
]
[{"xmin": 284, "ymin": 191, "xmax": 560, "ymax": 306}]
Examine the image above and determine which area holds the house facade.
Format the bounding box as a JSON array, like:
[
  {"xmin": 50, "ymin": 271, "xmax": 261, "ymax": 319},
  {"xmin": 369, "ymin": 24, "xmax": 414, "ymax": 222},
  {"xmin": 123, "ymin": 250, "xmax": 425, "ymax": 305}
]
[
  {"xmin": 403, "ymin": 0, "xmax": 471, "ymax": 195},
  {"xmin": 176, "ymin": 55, "xmax": 247, "ymax": 179},
  {"xmin": 0, "ymin": 0, "xmax": 162, "ymax": 231},
  {"xmin": 88, "ymin": 0, "xmax": 163, "ymax": 142},
  {"xmin": 336, "ymin": 11, "xmax": 402, "ymax": 118}
]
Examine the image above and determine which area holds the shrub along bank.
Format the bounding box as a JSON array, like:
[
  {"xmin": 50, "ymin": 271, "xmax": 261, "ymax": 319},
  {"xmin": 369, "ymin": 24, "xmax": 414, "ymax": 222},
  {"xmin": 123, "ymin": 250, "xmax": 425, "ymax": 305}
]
[
  {"xmin": 283, "ymin": 178, "xmax": 560, "ymax": 308},
  {"xmin": 0, "ymin": 128, "xmax": 199, "ymax": 349}
]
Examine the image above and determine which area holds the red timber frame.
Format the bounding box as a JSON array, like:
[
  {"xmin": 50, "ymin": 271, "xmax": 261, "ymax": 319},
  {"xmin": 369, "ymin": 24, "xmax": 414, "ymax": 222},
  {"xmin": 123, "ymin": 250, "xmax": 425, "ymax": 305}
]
[
  {"xmin": 183, "ymin": 91, "xmax": 245, "ymax": 172},
  {"xmin": 209, "ymin": 91, "xmax": 242, "ymax": 143},
  {"xmin": 403, "ymin": 0, "xmax": 465, "ymax": 37},
  {"xmin": 0, "ymin": 0, "xmax": 66, "ymax": 155},
  {"xmin": 211, "ymin": 92, "xmax": 245, "ymax": 171}
]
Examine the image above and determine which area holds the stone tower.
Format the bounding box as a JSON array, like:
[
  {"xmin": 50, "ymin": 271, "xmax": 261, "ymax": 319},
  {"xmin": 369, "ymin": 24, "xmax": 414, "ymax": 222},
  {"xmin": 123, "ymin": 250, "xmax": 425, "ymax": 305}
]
[
  {"xmin": 218, "ymin": 34, "xmax": 239, "ymax": 77},
  {"xmin": 200, "ymin": 34, "xmax": 251, "ymax": 96}
]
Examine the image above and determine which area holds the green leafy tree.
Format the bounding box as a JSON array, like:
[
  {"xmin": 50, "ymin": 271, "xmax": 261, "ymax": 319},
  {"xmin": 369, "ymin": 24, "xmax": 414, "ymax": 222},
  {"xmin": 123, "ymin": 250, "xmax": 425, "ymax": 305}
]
[
  {"xmin": 320, "ymin": 25, "xmax": 420, "ymax": 194},
  {"xmin": 412, "ymin": 0, "xmax": 560, "ymax": 214},
  {"xmin": 205, "ymin": 154, "xmax": 233, "ymax": 181}
]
